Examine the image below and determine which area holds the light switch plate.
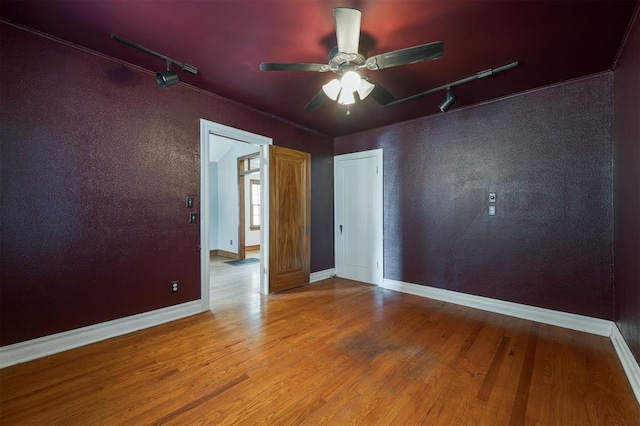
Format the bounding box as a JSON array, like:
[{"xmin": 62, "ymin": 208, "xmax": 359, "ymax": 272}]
[
  {"xmin": 488, "ymin": 192, "xmax": 497, "ymax": 203},
  {"xmin": 189, "ymin": 212, "xmax": 198, "ymax": 224},
  {"xmin": 186, "ymin": 197, "xmax": 194, "ymax": 208},
  {"xmin": 489, "ymin": 205, "xmax": 496, "ymax": 216}
]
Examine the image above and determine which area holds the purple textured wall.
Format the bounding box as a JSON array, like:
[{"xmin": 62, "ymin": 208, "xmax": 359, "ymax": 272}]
[
  {"xmin": 614, "ymin": 11, "xmax": 640, "ymax": 363},
  {"xmin": 336, "ymin": 74, "xmax": 614, "ymax": 320},
  {"xmin": 0, "ymin": 23, "xmax": 333, "ymax": 346}
]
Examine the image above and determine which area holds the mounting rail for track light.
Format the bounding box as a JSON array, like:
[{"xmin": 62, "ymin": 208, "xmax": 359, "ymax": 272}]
[
  {"xmin": 387, "ymin": 61, "xmax": 518, "ymax": 106},
  {"xmin": 110, "ymin": 34, "xmax": 198, "ymax": 75}
]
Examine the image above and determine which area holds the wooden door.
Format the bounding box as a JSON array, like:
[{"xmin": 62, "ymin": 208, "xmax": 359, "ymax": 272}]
[{"xmin": 268, "ymin": 146, "xmax": 311, "ymax": 292}]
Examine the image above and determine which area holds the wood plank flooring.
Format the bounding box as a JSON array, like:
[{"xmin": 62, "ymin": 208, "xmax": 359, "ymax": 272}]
[{"xmin": 1, "ymin": 261, "xmax": 638, "ymax": 424}]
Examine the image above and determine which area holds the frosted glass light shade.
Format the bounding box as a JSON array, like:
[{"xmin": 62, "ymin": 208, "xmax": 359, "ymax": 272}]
[
  {"xmin": 341, "ymin": 71, "xmax": 361, "ymax": 93},
  {"xmin": 338, "ymin": 89, "xmax": 356, "ymax": 105},
  {"xmin": 356, "ymin": 79, "xmax": 375, "ymax": 100},
  {"xmin": 322, "ymin": 79, "xmax": 342, "ymax": 101}
]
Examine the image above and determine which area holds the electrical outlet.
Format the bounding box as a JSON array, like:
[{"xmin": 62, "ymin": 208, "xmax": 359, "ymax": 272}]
[{"xmin": 171, "ymin": 281, "xmax": 179, "ymax": 292}]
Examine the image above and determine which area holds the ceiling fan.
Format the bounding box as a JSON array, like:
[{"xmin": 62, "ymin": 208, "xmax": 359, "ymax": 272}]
[{"xmin": 259, "ymin": 7, "xmax": 444, "ymax": 110}]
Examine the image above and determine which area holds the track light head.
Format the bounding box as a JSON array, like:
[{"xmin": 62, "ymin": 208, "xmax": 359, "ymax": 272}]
[
  {"xmin": 438, "ymin": 89, "xmax": 457, "ymax": 112},
  {"xmin": 156, "ymin": 69, "xmax": 180, "ymax": 87}
]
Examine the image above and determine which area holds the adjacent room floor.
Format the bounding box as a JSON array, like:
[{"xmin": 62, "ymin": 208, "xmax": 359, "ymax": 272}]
[{"xmin": 209, "ymin": 248, "xmax": 261, "ymax": 308}]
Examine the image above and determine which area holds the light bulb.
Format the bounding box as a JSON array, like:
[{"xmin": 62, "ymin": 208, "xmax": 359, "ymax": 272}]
[
  {"xmin": 322, "ymin": 79, "xmax": 342, "ymax": 101},
  {"xmin": 341, "ymin": 71, "xmax": 361, "ymax": 93},
  {"xmin": 338, "ymin": 89, "xmax": 356, "ymax": 105}
]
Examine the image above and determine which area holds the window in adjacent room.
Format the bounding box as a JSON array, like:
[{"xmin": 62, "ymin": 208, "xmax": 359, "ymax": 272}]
[{"xmin": 250, "ymin": 179, "xmax": 260, "ymax": 229}]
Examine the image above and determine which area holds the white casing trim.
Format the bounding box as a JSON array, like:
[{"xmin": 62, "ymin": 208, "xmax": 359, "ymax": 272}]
[
  {"xmin": 310, "ymin": 268, "xmax": 336, "ymax": 283},
  {"xmin": 199, "ymin": 119, "xmax": 273, "ymax": 302},
  {"xmin": 382, "ymin": 279, "xmax": 613, "ymax": 336},
  {"xmin": 0, "ymin": 300, "xmax": 201, "ymax": 368},
  {"xmin": 611, "ymin": 325, "xmax": 640, "ymax": 404}
]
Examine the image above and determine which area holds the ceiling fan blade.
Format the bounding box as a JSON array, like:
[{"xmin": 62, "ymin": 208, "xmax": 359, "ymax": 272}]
[
  {"xmin": 260, "ymin": 63, "xmax": 329, "ymax": 72},
  {"xmin": 305, "ymin": 90, "xmax": 328, "ymax": 110},
  {"xmin": 367, "ymin": 80, "xmax": 395, "ymax": 105},
  {"xmin": 334, "ymin": 7, "xmax": 361, "ymax": 54},
  {"xmin": 365, "ymin": 41, "xmax": 444, "ymax": 70}
]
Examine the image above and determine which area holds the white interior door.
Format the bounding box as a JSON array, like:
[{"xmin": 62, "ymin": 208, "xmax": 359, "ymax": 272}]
[{"xmin": 334, "ymin": 149, "xmax": 383, "ymax": 285}]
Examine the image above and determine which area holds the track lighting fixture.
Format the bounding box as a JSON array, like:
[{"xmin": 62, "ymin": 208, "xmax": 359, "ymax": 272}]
[
  {"xmin": 438, "ymin": 88, "xmax": 457, "ymax": 112},
  {"xmin": 388, "ymin": 61, "xmax": 519, "ymax": 111},
  {"xmin": 156, "ymin": 61, "xmax": 180, "ymax": 87},
  {"xmin": 110, "ymin": 34, "xmax": 198, "ymax": 88}
]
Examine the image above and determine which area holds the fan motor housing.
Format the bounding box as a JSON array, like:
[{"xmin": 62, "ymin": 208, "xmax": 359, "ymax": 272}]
[{"xmin": 328, "ymin": 46, "xmax": 366, "ymax": 71}]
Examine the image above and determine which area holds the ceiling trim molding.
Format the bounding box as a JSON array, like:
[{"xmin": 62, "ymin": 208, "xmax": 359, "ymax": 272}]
[{"xmin": 612, "ymin": 1, "xmax": 640, "ymax": 70}]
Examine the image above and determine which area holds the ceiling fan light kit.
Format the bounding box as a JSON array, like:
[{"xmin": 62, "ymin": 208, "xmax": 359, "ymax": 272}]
[
  {"xmin": 322, "ymin": 79, "xmax": 342, "ymax": 101},
  {"xmin": 357, "ymin": 79, "xmax": 375, "ymax": 100},
  {"xmin": 110, "ymin": 34, "xmax": 198, "ymax": 87},
  {"xmin": 338, "ymin": 89, "xmax": 356, "ymax": 105},
  {"xmin": 341, "ymin": 69, "xmax": 361, "ymax": 93},
  {"xmin": 320, "ymin": 68, "xmax": 376, "ymax": 106}
]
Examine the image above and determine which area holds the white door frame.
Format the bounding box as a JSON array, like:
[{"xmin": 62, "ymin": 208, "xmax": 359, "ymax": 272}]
[
  {"xmin": 334, "ymin": 148, "xmax": 384, "ymax": 286},
  {"xmin": 199, "ymin": 119, "xmax": 272, "ymax": 311}
]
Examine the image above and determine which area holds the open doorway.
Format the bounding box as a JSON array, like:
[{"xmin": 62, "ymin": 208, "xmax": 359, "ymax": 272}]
[
  {"xmin": 237, "ymin": 152, "xmax": 261, "ymax": 261},
  {"xmin": 199, "ymin": 120, "xmax": 272, "ymax": 310},
  {"xmin": 208, "ymin": 136, "xmax": 260, "ymax": 260},
  {"xmin": 207, "ymin": 139, "xmax": 261, "ymax": 306}
]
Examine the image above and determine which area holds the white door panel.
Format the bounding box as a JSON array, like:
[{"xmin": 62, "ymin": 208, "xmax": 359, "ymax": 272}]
[{"xmin": 335, "ymin": 149, "xmax": 383, "ymax": 285}]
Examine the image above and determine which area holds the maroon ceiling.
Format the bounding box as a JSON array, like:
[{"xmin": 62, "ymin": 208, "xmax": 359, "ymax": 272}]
[{"xmin": 1, "ymin": 1, "xmax": 637, "ymax": 137}]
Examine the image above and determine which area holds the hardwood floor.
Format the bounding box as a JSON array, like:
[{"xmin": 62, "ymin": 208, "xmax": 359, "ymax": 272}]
[{"xmin": 1, "ymin": 266, "xmax": 638, "ymax": 424}]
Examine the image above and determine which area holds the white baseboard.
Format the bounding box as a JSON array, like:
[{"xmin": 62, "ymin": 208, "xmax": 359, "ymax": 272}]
[
  {"xmin": 611, "ymin": 325, "xmax": 640, "ymax": 404},
  {"xmin": 381, "ymin": 278, "xmax": 640, "ymax": 405},
  {"xmin": 382, "ymin": 279, "xmax": 613, "ymax": 336},
  {"xmin": 0, "ymin": 300, "xmax": 203, "ymax": 368},
  {"xmin": 310, "ymin": 268, "xmax": 336, "ymax": 283}
]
